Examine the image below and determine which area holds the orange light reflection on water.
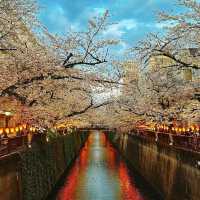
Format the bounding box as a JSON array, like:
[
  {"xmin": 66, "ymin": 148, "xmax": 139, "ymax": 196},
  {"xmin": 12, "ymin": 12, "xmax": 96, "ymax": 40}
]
[
  {"xmin": 56, "ymin": 132, "xmax": 149, "ymax": 200},
  {"xmin": 56, "ymin": 140, "xmax": 89, "ymax": 200},
  {"xmin": 56, "ymin": 164, "xmax": 78, "ymax": 200},
  {"xmin": 118, "ymin": 162, "xmax": 145, "ymax": 200},
  {"xmin": 105, "ymin": 134, "xmax": 145, "ymax": 200}
]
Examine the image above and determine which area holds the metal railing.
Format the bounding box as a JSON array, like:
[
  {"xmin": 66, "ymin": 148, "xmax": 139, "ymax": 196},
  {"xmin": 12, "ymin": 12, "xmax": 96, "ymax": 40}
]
[
  {"xmin": 0, "ymin": 135, "xmax": 28, "ymax": 156},
  {"xmin": 132, "ymin": 129, "xmax": 200, "ymax": 152},
  {"xmin": 0, "ymin": 133, "xmax": 45, "ymax": 157}
]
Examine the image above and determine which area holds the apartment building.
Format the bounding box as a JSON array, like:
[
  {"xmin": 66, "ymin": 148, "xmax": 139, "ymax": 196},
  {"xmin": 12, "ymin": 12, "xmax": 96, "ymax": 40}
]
[{"xmin": 148, "ymin": 48, "xmax": 200, "ymax": 81}]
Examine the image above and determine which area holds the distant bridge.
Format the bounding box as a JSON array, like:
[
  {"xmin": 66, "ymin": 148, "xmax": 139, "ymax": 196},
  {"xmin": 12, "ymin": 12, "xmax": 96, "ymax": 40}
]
[{"xmin": 79, "ymin": 125, "xmax": 115, "ymax": 131}]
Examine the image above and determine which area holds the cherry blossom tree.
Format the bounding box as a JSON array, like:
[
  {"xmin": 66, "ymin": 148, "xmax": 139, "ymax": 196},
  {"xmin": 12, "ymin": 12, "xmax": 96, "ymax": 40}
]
[
  {"xmin": 0, "ymin": 0, "xmax": 121, "ymax": 127},
  {"xmin": 123, "ymin": 0, "xmax": 200, "ymax": 128}
]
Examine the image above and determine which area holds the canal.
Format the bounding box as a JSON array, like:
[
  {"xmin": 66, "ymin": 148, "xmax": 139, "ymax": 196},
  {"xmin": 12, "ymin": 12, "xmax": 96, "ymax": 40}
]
[{"xmin": 49, "ymin": 131, "xmax": 161, "ymax": 200}]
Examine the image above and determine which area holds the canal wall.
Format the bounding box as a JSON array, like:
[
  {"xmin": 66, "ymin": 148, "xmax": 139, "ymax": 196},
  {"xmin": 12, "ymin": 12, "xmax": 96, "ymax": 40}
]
[
  {"xmin": 107, "ymin": 132, "xmax": 200, "ymax": 200},
  {"xmin": 0, "ymin": 131, "xmax": 88, "ymax": 200},
  {"xmin": 0, "ymin": 153, "xmax": 21, "ymax": 200}
]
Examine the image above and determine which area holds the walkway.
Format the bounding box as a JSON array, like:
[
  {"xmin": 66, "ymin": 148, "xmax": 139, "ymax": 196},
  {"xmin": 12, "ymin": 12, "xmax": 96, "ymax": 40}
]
[{"xmin": 52, "ymin": 131, "xmax": 160, "ymax": 200}]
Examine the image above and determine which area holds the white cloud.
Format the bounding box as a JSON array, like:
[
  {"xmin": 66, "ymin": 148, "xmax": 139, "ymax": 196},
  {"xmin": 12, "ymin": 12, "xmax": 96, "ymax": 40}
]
[
  {"xmin": 140, "ymin": 21, "xmax": 175, "ymax": 29},
  {"xmin": 112, "ymin": 41, "xmax": 129, "ymax": 57},
  {"xmin": 93, "ymin": 7, "xmax": 107, "ymax": 16},
  {"xmin": 45, "ymin": 4, "xmax": 82, "ymax": 33},
  {"xmin": 103, "ymin": 19, "xmax": 138, "ymax": 38},
  {"xmin": 84, "ymin": 7, "xmax": 107, "ymax": 19},
  {"xmin": 147, "ymin": 0, "xmax": 155, "ymax": 5},
  {"xmin": 154, "ymin": 21, "xmax": 174, "ymax": 29},
  {"xmin": 47, "ymin": 5, "xmax": 69, "ymax": 31},
  {"xmin": 146, "ymin": 0, "xmax": 169, "ymax": 6}
]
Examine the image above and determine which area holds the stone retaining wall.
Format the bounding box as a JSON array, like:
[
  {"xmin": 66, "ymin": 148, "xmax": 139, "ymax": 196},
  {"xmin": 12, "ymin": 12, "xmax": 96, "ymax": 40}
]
[
  {"xmin": 0, "ymin": 131, "xmax": 88, "ymax": 200},
  {"xmin": 107, "ymin": 132, "xmax": 200, "ymax": 200}
]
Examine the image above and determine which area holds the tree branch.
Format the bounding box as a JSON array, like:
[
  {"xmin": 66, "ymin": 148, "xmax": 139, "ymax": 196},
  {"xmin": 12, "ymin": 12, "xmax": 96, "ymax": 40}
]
[{"xmin": 63, "ymin": 59, "xmax": 107, "ymax": 68}]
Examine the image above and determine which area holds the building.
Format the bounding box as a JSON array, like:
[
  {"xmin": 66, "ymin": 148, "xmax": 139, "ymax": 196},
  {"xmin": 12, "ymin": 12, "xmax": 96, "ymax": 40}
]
[
  {"xmin": 148, "ymin": 48, "xmax": 200, "ymax": 82},
  {"xmin": 0, "ymin": 97, "xmax": 25, "ymax": 128}
]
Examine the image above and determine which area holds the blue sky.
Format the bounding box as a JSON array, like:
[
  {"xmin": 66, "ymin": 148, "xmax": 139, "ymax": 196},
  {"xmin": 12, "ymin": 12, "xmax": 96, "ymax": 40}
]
[{"xmin": 38, "ymin": 0, "xmax": 181, "ymax": 56}]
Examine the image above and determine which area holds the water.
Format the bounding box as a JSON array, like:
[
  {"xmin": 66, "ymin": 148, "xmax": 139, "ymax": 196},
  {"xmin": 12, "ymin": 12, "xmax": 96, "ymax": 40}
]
[{"xmin": 51, "ymin": 131, "xmax": 161, "ymax": 200}]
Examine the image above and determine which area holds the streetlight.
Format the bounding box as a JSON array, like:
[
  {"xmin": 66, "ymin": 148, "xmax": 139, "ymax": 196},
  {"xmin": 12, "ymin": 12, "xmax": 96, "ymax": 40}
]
[{"xmin": 4, "ymin": 111, "xmax": 12, "ymax": 127}]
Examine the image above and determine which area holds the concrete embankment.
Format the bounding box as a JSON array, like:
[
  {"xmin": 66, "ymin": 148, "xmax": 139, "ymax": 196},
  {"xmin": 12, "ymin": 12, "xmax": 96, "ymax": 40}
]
[
  {"xmin": 107, "ymin": 132, "xmax": 200, "ymax": 200},
  {"xmin": 0, "ymin": 131, "xmax": 88, "ymax": 200}
]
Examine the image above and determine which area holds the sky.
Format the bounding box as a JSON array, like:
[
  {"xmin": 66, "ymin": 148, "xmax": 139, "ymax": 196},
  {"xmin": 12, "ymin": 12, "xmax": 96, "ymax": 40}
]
[
  {"xmin": 38, "ymin": 0, "xmax": 181, "ymax": 52},
  {"xmin": 37, "ymin": 0, "xmax": 183, "ymax": 100}
]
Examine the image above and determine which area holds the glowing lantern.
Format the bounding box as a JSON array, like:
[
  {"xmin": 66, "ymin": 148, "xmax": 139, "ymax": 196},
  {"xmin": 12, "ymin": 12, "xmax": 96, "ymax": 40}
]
[
  {"xmin": 32, "ymin": 127, "xmax": 36, "ymax": 133},
  {"xmin": 19, "ymin": 126, "xmax": 23, "ymax": 131},
  {"xmin": 0, "ymin": 128, "xmax": 3, "ymax": 134},
  {"xmin": 23, "ymin": 124, "xmax": 27, "ymax": 129},
  {"xmin": 10, "ymin": 128, "xmax": 15, "ymax": 133},
  {"xmin": 30, "ymin": 127, "xmax": 33, "ymax": 132},
  {"xmin": 15, "ymin": 127, "xmax": 19, "ymax": 132},
  {"xmin": 5, "ymin": 128, "xmax": 10, "ymax": 134},
  {"xmin": 4, "ymin": 111, "xmax": 12, "ymax": 116}
]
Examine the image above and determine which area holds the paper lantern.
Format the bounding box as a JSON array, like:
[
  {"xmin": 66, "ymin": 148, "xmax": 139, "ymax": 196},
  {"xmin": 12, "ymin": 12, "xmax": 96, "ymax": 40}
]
[
  {"xmin": 10, "ymin": 128, "xmax": 15, "ymax": 133},
  {"xmin": 5, "ymin": 128, "xmax": 10, "ymax": 134}
]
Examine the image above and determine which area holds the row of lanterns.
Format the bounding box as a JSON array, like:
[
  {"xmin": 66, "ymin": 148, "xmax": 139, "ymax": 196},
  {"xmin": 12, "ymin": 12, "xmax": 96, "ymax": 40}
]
[
  {"xmin": 0, "ymin": 124, "xmax": 37, "ymax": 136},
  {"xmin": 152, "ymin": 124, "xmax": 200, "ymax": 134}
]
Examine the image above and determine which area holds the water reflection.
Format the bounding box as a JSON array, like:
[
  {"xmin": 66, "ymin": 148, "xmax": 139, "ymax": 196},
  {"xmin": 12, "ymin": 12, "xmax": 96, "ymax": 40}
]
[{"xmin": 54, "ymin": 131, "xmax": 157, "ymax": 200}]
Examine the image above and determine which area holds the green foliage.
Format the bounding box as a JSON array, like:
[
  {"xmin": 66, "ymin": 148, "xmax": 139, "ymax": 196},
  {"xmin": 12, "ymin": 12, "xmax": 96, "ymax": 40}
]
[{"xmin": 46, "ymin": 128, "xmax": 59, "ymax": 140}]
